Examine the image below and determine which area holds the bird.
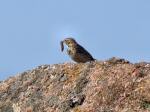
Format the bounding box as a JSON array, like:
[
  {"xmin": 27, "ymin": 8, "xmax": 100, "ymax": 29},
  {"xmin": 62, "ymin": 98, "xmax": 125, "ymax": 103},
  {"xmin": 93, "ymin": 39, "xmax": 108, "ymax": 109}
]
[{"xmin": 60, "ymin": 37, "xmax": 95, "ymax": 63}]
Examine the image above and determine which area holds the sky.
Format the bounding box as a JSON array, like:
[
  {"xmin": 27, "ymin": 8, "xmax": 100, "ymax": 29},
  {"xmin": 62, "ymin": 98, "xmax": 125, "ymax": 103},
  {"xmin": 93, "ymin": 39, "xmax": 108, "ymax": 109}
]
[{"xmin": 0, "ymin": 0, "xmax": 150, "ymax": 80}]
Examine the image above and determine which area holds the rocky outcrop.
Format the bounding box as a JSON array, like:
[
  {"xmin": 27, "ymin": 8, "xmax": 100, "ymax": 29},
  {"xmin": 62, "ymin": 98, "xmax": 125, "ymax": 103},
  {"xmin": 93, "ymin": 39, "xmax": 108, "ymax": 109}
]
[{"xmin": 0, "ymin": 57, "xmax": 150, "ymax": 112}]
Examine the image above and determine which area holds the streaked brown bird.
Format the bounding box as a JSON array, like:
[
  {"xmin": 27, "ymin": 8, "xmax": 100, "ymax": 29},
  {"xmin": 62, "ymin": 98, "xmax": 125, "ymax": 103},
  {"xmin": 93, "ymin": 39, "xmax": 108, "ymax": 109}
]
[{"xmin": 61, "ymin": 38, "xmax": 95, "ymax": 63}]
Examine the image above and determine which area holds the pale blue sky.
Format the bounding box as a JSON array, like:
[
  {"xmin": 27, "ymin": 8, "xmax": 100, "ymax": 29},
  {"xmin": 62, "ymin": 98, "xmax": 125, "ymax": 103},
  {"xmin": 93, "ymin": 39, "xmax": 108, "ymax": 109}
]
[{"xmin": 0, "ymin": 0, "xmax": 150, "ymax": 80}]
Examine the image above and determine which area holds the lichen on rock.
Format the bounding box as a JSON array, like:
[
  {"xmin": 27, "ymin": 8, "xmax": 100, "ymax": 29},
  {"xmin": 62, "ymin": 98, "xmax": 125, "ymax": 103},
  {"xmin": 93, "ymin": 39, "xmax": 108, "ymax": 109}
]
[{"xmin": 0, "ymin": 58, "xmax": 150, "ymax": 112}]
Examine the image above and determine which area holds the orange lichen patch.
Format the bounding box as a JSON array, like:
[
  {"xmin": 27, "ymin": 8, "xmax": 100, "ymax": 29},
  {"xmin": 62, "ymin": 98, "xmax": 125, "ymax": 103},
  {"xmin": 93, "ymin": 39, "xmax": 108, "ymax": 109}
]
[
  {"xmin": 72, "ymin": 107, "xmax": 82, "ymax": 112},
  {"xmin": 136, "ymin": 76, "xmax": 150, "ymax": 100},
  {"xmin": 25, "ymin": 107, "xmax": 33, "ymax": 112},
  {"xmin": 63, "ymin": 64, "xmax": 84, "ymax": 83}
]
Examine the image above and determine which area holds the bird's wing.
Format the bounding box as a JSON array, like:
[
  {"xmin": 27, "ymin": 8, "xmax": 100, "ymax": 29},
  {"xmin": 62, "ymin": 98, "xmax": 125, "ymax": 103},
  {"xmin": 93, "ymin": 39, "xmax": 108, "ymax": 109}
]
[{"xmin": 76, "ymin": 44, "xmax": 95, "ymax": 60}]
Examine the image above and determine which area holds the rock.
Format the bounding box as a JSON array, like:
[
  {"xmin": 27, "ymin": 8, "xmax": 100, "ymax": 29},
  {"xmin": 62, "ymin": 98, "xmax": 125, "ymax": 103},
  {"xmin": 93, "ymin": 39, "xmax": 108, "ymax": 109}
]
[{"xmin": 0, "ymin": 57, "xmax": 150, "ymax": 112}]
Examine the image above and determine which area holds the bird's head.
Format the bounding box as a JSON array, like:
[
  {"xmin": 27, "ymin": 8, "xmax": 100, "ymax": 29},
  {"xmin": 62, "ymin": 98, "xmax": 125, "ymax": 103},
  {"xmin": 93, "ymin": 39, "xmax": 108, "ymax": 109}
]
[
  {"xmin": 63, "ymin": 37, "xmax": 77, "ymax": 48},
  {"xmin": 60, "ymin": 37, "xmax": 78, "ymax": 52}
]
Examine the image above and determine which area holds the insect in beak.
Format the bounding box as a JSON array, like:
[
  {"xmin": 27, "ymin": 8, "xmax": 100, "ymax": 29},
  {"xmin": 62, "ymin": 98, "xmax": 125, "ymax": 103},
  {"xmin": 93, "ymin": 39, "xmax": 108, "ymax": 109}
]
[{"xmin": 60, "ymin": 40, "xmax": 64, "ymax": 52}]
